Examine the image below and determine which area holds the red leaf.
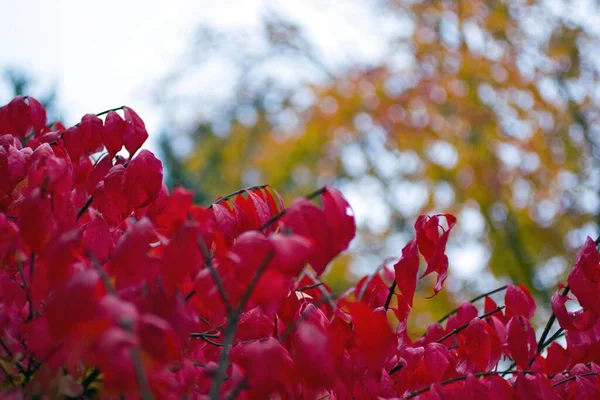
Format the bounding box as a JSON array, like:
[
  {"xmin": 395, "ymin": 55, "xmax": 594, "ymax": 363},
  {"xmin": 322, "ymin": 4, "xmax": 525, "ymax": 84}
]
[
  {"xmin": 230, "ymin": 337, "xmax": 296, "ymax": 399},
  {"xmin": 279, "ymin": 199, "xmax": 335, "ymax": 276},
  {"xmin": 139, "ymin": 313, "xmax": 181, "ymax": 365},
  {"xmin": 345, "ymin": 302, "xmax": 395, "ymax": 370},
  {"xmin": 505, "ymin": 283, "xmax": 536, "ymax": 320},
  {"xmin": 291, "ymin": 318, "xmax": 336, "ymax": 389},
  {"xmin": 18, "ymin": 189, "xmax": 54, "ymax": 253},
  {"xmin": 161, "ymin": 222, "xmax": 202, "ymax": 293},
  {"xmin": 543, "ymin": 342, "xmax": 571, "ymax": 375},
  {"xmin": 123, "ymin": 150, "xmax": 163, "ymax": 209},
  {"xmin": 424, "ymin": 342, "xmax": 450, "ymax": 381},
  {"xmin": 45, "ymin": 270, "xmax": 104, "ymax": 339},
  {"xmin": 514, "ymin": 373, "xmax": 559, "ymax": 400},
  {"xmin": 415, "ymin": 214, "xmax": 457, "ymax": 296},
  {"xmin": 0, "ymin": 96, "xmax": 46, "ymax": 138},
  {"xmin": 211, "ymin": 202, "xmax": 240, "ymax": 245},
  {"xmin": 108, "ymin": 217, "xmax": 156, "ymax": 288},
  {"xmin": 85, "ymin": 155, "xmax": 112, "ymax": 194},
  {"xmin": 93, "ymin": 165, "xmax": 131, "ymax": 225},
  {"xmin": 122, "ymin": 107, "xmax": 148, "ymax": 157},
  {"xmin": 236, "ymin": 307, "xmax": 276, "ymax": 341},
  {"xmin": 506, "ymin": 316, "xmax": 537, "ymax": 369},
  {"xmin": 149, "ymin": 186, "xmax": 194, "ymax": 234},
  {"xmin": 321, "ymin": 187, "xmax": 356, "ymax": 255},
  {"xmin": 79, "ymin": 114, "xmax": 104, "ymax": 154},
  {"xmin": 269, "ymin": 233, "xmax": 313, "ymax": 276},
  {"xmin": 103, "ymin": 110, "xmax": 125, "ymax": 156},
  {"xmin": 486, "ymin": 374, "xmax": 516, "ymax": 400},
  {"xmin": 234, "ymin": 188, "xmax": 272, "ymax": 231},
  {"xmin": 62, "ymin": 125, "xmax": 84, "ymax": 161},
  {"xmin": 573, "ymin": 237, "xmax": 600, "ymax": 282},
  {"xmin": 0, "ymin": 144, "xmax": 29, "ymax": 198},
  {"xmin": 26, "ymin": 96, "xmax": 47, "ymax": 136},
  {"xmin": 394, "ymin": 238, "xmax": 420, "ymax": 307},
  {"xmin": 82, "ymin": 215, "xmax": 115, "ymax": 262},
  {"xmin": 551, "ymin": 291, "xmax": 595, "ymax": 332},
  {"xmin": 456, "ymin": 318, "xmax": 491, "ymax": 374}
]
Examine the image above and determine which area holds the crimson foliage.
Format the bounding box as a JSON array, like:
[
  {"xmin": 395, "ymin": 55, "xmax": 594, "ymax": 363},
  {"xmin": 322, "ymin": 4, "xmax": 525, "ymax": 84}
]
[{"xmin": 0, "ymin": 96, "xmax": 599, "ymax": 399}]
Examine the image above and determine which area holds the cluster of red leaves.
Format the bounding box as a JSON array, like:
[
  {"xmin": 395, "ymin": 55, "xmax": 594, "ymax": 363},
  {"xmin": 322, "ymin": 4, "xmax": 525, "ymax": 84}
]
[{"xmin": 1, "ymin": 96, "xmax": 600, "ymax": 399}]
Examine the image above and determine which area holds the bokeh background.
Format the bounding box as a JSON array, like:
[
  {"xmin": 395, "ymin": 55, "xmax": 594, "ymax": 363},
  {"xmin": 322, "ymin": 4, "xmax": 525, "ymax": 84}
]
[{"xmin": 3, "ymin": 0, "xmax": 600, "ymax": 334}]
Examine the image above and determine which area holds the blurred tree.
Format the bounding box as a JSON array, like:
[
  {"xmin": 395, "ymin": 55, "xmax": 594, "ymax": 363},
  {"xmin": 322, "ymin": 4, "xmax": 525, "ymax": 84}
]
[{"xmin": 157, "ymin": 0, "xmax": 600, "ymax": 312}]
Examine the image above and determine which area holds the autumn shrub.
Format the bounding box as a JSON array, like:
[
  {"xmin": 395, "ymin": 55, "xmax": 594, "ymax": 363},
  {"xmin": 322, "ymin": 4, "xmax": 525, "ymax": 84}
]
[{"xmin": 0, "ymin": 96, "xmax": 599, "ymax": 399}]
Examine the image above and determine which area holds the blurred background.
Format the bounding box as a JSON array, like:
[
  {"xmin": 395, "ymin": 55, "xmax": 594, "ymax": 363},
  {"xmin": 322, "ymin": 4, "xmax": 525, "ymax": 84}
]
[{"xmin": 3, "ymin": 0, "xmax": 600, "ymax": 332}]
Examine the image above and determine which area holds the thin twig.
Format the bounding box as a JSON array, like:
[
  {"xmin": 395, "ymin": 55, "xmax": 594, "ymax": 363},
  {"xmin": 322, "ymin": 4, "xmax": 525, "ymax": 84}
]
[
  {"xmin": 0, "ymin": 362, "xmax": 15, "ymax": 387},
  {"xmin": 388, "ymin": 363, "xmax": 403, "ymax": 375},
  {"xmin": 297, "ymin": 282, "xmax": 324, "ymax": 291},
  {"xmin": 536, "ymin": 285, "xmax": 570, "ymax": 357},
  {"xmin": 303, "ymin": 268, "xmax": 336, "ymax": 310},
  {"xmin": 209, "ymin": 251, "xmax": 274, "ymax": 399},
  {"xmin": 81, "ymin": 368, "xmax": 101, "ymax": 391},
  {"xmin": 258, "ymin": 186, "xmax": 328, "ymax": 231},
  {"xmin": 197, "ymin": 238, "xmax": 233, "ymax": 316},
  {"xmin": 17, "ymin": 261, "xmax": 33, "ymax": 321},
  {"xmin": 357, "ymin": 257, "xmax": 397, "ymax": 303},
  {"xmin": 211, "ymin": 185, "xmax": 269, "ymax": 206},
  {"xmin": 436, "ymin": 306, "xmax": 505, "ymax": 344},
  {"xmin": 405, "ymin": 369, "xmax": 532, "ymax": 398},
  {"xmin": 552, "ymin": 372, "xmax": 599, "ymax": 387},
  {"xmin": 384, "ymin": 281, "xmax": 396, "ymax": 311},
  {"xmin": 76, "ymin": 196, "xmax": 94, "ymax": 221},
  {"xmin": 279, "ymin": 297, "xmax": 329, "ymax": 342},
  {"xmin": 437, "ymin": 284, "xmax": 509, "ymax": 325},
  {"xmin": 184, "ymin": 288, "xmax": 196, "ymax": 301}
]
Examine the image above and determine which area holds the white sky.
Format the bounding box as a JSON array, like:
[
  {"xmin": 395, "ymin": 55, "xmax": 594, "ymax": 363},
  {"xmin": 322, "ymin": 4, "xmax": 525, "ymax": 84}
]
[{"xmin": 0, "ymin": 0, "xmax": 275, "ymax": 153}]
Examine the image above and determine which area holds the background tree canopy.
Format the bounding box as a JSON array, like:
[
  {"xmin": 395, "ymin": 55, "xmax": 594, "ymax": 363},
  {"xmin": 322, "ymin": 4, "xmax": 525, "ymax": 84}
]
[{"xmin": 157, "ymin": 0, "xmax": 600, "ymax": 325}]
